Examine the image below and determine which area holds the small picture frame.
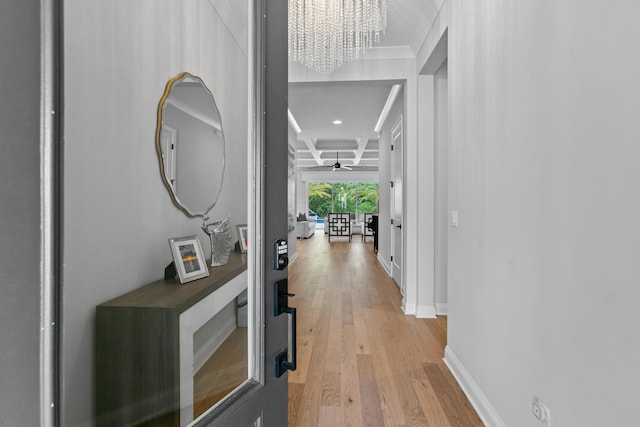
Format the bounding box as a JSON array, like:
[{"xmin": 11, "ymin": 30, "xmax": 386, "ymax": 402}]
[
  {"xmin": 168, "ymin": 235, "xmax": 210, "ymax": 284},
  {"xmin": 236, "ymin": 224, "xmax": 248, "ymax": 253}
]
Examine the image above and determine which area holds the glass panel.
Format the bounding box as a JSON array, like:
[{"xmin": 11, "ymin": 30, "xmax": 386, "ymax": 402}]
[{"xmin": 63, "ymin": 2, "xmax": 254, "ymax": 426}]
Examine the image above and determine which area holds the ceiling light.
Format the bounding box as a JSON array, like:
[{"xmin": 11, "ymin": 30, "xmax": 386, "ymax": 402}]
[
  {"xmin": 332, "ymin": 120, "xmax": 343, "ymax": 125},
  {"xmin": 288, "ymin": 0, "xmax": 388, "ymax": 74}
]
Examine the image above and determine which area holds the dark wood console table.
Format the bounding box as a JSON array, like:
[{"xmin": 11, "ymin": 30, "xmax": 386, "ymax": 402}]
[{"xmin": 95, "ymin": 251, "xmax": 247, "ymax": 427}]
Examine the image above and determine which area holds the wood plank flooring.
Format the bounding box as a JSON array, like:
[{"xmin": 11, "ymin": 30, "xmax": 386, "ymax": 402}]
[
  {"xmin": 193, "ymin": 327, "xmax": 247, "ymax": 419},
  {"xmin": 288, "ymin": 234, "xmax": 482, "ymax": 427}
]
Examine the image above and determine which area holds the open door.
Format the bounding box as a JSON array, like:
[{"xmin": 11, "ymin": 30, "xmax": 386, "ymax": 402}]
[
  {"xmin": 195, "ymin": 1, "xmax": 291, "ymax": 425},
  {"xmin": 390, "ymin": 116, "xmax": 404, "ymax": 293}
]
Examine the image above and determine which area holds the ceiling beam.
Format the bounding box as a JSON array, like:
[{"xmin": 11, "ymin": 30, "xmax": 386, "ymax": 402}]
[
  {"xmin": 374, "ymin": 84, "xmax": 403, "ymax": 134},
  {"xmin": 301, "ymin": 137, "xmax": 324, "ymax": 165},
  {"xmin": 352, "ymin": 137, "xmax": 369, "ymax": 165}
]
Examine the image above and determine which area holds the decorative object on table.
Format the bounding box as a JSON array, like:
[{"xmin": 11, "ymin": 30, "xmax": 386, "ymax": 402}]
[
  {"xmin": 156, "ymin": 72, "xmax": 239, "ymax": 272},
  {"xmin": 168, "ymin": 235, "xmax": 209, "ymax": 284},
  {"xmin": 236, "ymin": 224, "xmax": 248, "ymax": 253},
  {"xmin": 202, "ymin": 215, "xmax": 234, "ymax": 267}
]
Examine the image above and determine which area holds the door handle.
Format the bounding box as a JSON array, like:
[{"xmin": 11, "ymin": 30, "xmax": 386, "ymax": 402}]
[
  {"xmin": 395, "ymin": 224, "xmax": 402, "ymax": 229},
  {"xmin": 274, "ymin": 279, "xmax": 297, "ymax": 377}
]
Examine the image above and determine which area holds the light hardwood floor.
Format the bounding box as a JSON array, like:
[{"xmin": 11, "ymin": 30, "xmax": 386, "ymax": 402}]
[
  {"xmin": 288, "ymin": 234, "xmax": 483, "ymax": 427},
  {"xmin": 193, "ymin": 328, "xmax": 248, "ymax": 419}
]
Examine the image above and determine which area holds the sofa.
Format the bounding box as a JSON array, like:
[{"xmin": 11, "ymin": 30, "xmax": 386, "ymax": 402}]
[
  {"xmin": 296, "ymin": 220, "xmax": 315, "ymax": 239},
  {"xmin": 296, "ymin": 213, "xmax": 315, "ymax": 239}
]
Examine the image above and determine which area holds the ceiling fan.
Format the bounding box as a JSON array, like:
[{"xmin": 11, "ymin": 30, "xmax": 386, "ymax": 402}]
[
  {"xmin": 331, "ymin": 151, "xmax": 351, "ymax": 171},
  {"xmin": 308, "ymin": 151, "xmax": 367, "ymax": 171},
  {"xmin": 303, "ymin": 151, "xmax": 369, "ymax": 171}
]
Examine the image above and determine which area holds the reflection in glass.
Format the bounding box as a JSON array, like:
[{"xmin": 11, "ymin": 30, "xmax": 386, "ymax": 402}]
[{"xmin": 157, "ymin": 72, "xmax": 225, "ymax": 217}]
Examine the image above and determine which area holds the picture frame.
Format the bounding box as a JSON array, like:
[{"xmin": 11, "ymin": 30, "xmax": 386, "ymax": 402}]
[
  {"xmin": 168, "ymin": 235, "xmax": 210, "ymax": 284},
  {"xmin": 236, "ymin": 224, "xmax": 248, "ymax": 253}
]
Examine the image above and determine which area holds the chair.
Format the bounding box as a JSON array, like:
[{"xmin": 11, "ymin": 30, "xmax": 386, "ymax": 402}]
[
  {"xmin": 365, "ymin": 214, "xmax": 378, "ymax": 252},
  {"xmin": 327, "ymin": 213, "xmax": 351, "ymax": 242},
  {"xmin": 363, "ymin": 213, "xmax": 375, "ymax": 242}
]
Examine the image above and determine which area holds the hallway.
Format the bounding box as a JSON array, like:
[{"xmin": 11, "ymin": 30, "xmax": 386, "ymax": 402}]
[{"xmin": 288, "ymin": 235, "xmax": 482, "ymax": 426}]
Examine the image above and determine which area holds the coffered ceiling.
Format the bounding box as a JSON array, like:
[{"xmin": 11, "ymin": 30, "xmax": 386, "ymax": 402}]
[
  {"xmin": 289, "ymin": 81, "xmax": 395, "ymax": 171},
  {"xmin": 288, "ymin": 0, "xmax": 445, "ymax": 173}
]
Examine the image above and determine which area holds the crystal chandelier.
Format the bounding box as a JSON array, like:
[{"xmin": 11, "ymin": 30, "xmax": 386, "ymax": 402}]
[{"xmin": 288, "ymin": 0, "xmax": 388, "ymax": 74}]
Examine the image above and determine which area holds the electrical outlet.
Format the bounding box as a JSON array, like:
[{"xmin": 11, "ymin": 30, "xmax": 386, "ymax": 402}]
[{"xmin": 532, "ymin": 399, "xmax": 551, "ymax": 426}]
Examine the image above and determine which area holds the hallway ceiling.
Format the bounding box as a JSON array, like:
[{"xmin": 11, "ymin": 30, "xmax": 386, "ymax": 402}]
[{"xmin": 288, "ymin": 0, "xmax": 444, "ymax": 172}]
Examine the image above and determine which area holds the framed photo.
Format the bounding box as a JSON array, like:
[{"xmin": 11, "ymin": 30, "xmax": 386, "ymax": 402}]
[
  {"xmin": 236, "ymin": 224, "xmax": 248, "ymax": 253},
  {"xmin": 168, "ymin": 235, "xmax": 210, "ymax": 284}
]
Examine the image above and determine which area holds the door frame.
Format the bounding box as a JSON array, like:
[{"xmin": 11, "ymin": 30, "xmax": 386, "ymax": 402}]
[{"xmin": 390, "ymin": 115, "xmax": 404, "ymax": 293}]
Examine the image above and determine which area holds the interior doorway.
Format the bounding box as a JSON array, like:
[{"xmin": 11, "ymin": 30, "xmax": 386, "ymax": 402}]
[{"xmin": 390, "ymin": 115, "xmax": 403, "ymax": 292}]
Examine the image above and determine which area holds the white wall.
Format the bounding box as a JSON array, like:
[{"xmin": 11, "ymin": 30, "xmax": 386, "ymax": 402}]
[
  {"xmin": 63, "ymin": 1, "xmax": 248, "ymax": 425},
  {"xmin": 434, "ymin": 60, "xmax": 448, "ymax": 312},
  {"xmin": 445, "ymin": 1, "xmax": 640, "ymax": 426}
]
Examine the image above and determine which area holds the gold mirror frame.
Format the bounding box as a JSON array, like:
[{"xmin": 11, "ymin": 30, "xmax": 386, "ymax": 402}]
[{"xmin": 155, "ymin": 72, "xmax": 226, "ymax": 218}]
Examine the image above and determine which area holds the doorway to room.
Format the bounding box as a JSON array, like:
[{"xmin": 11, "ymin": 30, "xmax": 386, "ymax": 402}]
[{"xmin": 390, "ymin": 116, "xmax": 404, "ymax": 292}]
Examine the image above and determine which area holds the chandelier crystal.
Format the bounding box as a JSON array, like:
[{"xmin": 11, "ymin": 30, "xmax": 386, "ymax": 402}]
[{"xmin": 288, "ymin": 0, "xmax": 388, "ymax": 74}]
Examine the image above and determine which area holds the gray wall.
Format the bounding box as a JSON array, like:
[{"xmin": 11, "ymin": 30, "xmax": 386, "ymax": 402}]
[
  {"xmin": 446, "ymin": 1, "xmax": 640, "ymax": 425},
  {"xmin": 63, "ymin": 2, "xmax": 249, "ymax": 425},
  {"xmin": 0, "ymin": 1, "xmax": 45, "ymax": 426}
]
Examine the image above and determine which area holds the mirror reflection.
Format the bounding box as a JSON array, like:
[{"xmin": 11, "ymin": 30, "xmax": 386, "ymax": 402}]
[{"xmin": 157, "ymin": 72, "xmax": 225, "ymax": 217}]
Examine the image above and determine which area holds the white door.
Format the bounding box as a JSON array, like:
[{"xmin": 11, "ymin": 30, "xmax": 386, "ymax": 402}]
[
  {"xmin": 390, "ymin": 116, "xmax": 403, "ymax": 293},
  {"xmin": 161, "ymin": 126, "xmax": 177, "ymax": 191}
]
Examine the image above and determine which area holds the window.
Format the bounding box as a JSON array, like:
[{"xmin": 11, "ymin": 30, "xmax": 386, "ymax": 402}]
[{"xmin": 308, "ymin": 182, "xmax": 379, "ymax": 218}]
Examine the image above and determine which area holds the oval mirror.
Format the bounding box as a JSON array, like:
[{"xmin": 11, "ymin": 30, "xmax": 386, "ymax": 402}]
[{"xmin": 156, "ymin": 72, "xmax": 225, "ymax": 217}]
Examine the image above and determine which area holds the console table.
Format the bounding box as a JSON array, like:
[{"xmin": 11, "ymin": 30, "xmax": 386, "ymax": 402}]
[{"xmin": 95, "ymin": 252, "xmax": 247, "ymax": 427}]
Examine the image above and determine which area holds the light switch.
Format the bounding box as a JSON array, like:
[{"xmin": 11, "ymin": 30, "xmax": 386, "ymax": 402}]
[{"xmin": 450, "ymin": 210, "xmax": 458, "ymax": 228}]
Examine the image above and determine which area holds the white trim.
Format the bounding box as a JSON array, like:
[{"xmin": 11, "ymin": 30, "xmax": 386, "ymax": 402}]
[
  {"xmin": 443, "ymin": 346, "xmax": 507, "ymax": 427},
  {"xmin": 377, "ymin": 254, "xmax": 392, "ymax": 276},
  {"xmin": 288, "ymin": 45, "xmax": 414, "ymax": 66},
  {"xmin": 287, "ymin": 251, "xmax": 298, "ymax": 266},
  {"xmin": 416, "ymin": 305, "xmax": 437, "ymax": 318},
  {"xmin": 374, "ymin": 85, "xmax": 403, "ymax": 134},
  {"xmin": 179, "ymin": 271, "xmax": 248, "ymax": 426},
  {"xmin": 402, "ymin": 302, "xmax": 416, "ymax": 315},
  {"xmin": 208, "ymin": 0, "xmax": 248, "ymax": 56},
  {"xmin": 287, "ymin": 109, "xmax": 302, "ymax": 134},
  {"xmin": 40, "ymin": 1, "xmax": 57, "ymax": 425},
  {"xmin": 435, "ymin": 303, "xmax": 448, "ymax": 315},
  {"xmin": 192, "ymin": 305, "xmax": 237, "ymax": 374}
]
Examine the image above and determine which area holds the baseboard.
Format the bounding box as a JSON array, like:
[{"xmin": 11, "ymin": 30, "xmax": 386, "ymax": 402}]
[
  {"xmin": 402, "ymin": 302, "xmax": 416, "ymax": 315},
  {"xmin": 443, "ymin": 346, "xmax": 507, "ymax": 427},
  {"xmin": 377, "ymin": 254, "xmax": 392, "ymax": 276},
  {"xmin": 193, "ymin": 311, "xmax": 237, "ymax": 374},
  {"xmin": 288, "ymin": 251, "xmax": 298, "ymax": 266},
  {"xmin": 435, "ymin": 303, "xmax": 448, "ymax": 315},
  {"xmin": 416, "ymin": 305, "xmax": 437, "ymax": 318}
]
